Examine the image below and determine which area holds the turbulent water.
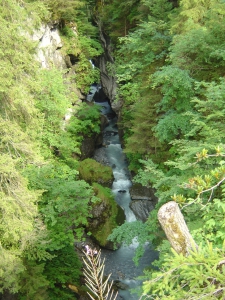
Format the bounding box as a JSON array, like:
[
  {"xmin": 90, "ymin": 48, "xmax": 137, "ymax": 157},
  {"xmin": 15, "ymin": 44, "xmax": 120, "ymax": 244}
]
[{"xmin": 94, "ymin": 116, "xmax": 158, "ymax": 300}]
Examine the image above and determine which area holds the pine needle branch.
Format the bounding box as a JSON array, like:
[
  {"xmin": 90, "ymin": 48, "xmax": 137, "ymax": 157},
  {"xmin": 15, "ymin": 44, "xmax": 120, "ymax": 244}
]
[{"xmin": 82, "ymin": 245, "xmax": 118, "ymax": 300}]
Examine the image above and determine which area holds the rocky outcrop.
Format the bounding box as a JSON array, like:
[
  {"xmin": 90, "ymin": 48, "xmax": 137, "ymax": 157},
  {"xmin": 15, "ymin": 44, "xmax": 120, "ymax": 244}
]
[
  {"xmin": 80, "ymin": 114, "xmax": 109, "ymax": 159},
  {"xmin": 32, "ymin": 22, "xmax": 84, "ymax": 103},
  {"xmin": 129, "ymin": 183, "xmax": 158, "ymax": 222},
  {"xmin": 32, "ymin": 23, "xmax": 66, "ymax": 69},
  {"xmin": 78, "ymin": 158, "xmax": 114, "ymax": 188},
  {"xmin": 87, "ymin": 183, "xmax": 125, "ymax": 249},
  {"xmin": 80, "ymin": 134, "xmax": 102, "ymax": 160}
]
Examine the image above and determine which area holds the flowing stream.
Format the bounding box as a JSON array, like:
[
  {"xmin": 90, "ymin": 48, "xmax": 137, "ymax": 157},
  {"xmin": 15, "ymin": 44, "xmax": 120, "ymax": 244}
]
[{"xmin": 94, "ymin": 111, "xmax": 158, "ymax": 300}]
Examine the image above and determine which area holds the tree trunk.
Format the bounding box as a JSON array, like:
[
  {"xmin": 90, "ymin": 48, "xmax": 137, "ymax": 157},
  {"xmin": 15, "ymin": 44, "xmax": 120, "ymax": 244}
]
[{"xmin": 158, "ymin": 201, "xmax": 198, "ymax": 256}]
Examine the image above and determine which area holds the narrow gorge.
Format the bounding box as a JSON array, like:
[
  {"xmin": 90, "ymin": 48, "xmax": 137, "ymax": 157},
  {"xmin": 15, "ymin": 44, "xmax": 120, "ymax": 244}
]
[
  {"xmin": 3, "ymin": 1, "xmax": 224, "ymax": 299},
  {"xmin": 93, "ymin": 112, "xmax": 158, "ymax": 299}
]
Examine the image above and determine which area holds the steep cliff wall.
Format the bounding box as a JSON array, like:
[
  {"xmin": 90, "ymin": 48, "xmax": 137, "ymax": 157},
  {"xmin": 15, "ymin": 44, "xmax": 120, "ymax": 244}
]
[
  {"xmin": 33, "ymin": 23, "xmax": 66, "ymax": 69},
  {"xmin": 32, "ymin": 22, "xmax": 84, "ymax": 103}
]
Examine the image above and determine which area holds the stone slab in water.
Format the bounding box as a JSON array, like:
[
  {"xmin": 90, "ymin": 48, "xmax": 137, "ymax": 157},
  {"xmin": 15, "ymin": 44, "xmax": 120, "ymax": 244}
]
[
  {"xmin": 129, "ymin": 183, "xmax": 158, "ymax": 222},
  {"xmin": 130, "ymin": 182, "xmax": 157, "ymax": 201},
  {"xmin": 129, "ymin": 199, "xmax": 156, "ymax": 222}
]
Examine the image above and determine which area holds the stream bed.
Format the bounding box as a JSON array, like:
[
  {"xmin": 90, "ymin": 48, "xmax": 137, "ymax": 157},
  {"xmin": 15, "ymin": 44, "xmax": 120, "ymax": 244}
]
[{"xmin": 94, "ymin": 115, "xmax": 158, "ymax": 300}]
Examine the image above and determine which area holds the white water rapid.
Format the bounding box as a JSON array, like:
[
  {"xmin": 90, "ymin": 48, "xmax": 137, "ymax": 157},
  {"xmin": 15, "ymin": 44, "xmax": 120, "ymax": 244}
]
[{"xmin": 95, "ymin": 116, "xmax": 158, "ymax": 300}]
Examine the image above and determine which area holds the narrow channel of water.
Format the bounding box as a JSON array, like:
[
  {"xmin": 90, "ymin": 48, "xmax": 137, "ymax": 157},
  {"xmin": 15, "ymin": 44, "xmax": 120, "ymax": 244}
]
[{"xmin": 94, "ymin": 114, "xmax": 158, "ymax": 300}]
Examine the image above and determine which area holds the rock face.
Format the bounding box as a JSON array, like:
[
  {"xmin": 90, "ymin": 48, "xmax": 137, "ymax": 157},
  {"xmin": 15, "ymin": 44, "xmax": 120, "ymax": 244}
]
[
  {"xmin": 129, "ymin": 183, "xmax": 158, "ymax": 222},
  {"xmin": 80, "ymin": 133, "xmax": 102, "ymax": 160},
  {"xmin": 32, "ymin": 23, "xmax": 66, "ymax": 69},
  {"xmin": 32, "ymin": 22, "xmax": 84, "ymax": 103},
  {"xmin": 80, "ymin": 114, "xmax": 109, "ymax": 160},
  {"xmin": 94, "ymin": 21, "xmax": 120, "ymax": 113}
]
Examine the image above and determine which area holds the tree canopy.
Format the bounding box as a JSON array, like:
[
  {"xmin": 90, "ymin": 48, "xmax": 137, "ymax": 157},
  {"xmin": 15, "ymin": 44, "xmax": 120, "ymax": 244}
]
[
  {"xmin": 0, "ymin": 0, "xmax": 102, "ymax": 298},
  {"xmin": 96, "ymin": 0, "xmax": 225, "ymax": 298},
  {"xmin": 2, "ymin": 0, "xmax": 225, "ymax": 299}
]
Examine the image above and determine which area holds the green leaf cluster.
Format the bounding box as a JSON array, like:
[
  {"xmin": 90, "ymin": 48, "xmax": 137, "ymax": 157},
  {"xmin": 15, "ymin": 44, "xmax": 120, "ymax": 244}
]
[
  {"xmin": 43, "ymin": 246, "xmax": 82, "ymax": 300},
  {"xmin": 67, "ymin": 103, "xmax": 101, "ymax": 139}
]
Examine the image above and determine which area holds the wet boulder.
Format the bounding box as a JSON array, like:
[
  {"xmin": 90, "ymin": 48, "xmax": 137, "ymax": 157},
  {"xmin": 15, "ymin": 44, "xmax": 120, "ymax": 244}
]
[{"xmin": 129, "ymin": 183, "xmax": 158, "ymax": 222}]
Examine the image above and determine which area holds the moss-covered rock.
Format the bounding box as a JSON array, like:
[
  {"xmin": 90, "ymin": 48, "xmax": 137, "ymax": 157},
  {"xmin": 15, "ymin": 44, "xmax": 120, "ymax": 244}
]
[
  {"xmin": 78, "ymin": 158, "xmax": 114, "ymax": 187},
  {"xmin": 87, "ymin": 183, "xmax": 125, "ymax": 249}
]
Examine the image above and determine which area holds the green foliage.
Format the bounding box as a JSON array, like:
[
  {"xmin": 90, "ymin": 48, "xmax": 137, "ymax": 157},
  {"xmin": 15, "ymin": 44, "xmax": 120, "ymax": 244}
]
[
  {"xmin": 59, "ymin": 103, "xmax": 102, "ymax": 161},
  {"xmin": 44, "ymin": 0, "xmax": 85, "ymax": 22},
  {"xmin": 44, "ymin": 246, "xmax": 81, "ymax": 300},
  {"xmin": 0, "ymin": 0, "xmax": 101, "ymax": 298},
  {"xmin": 18, "ymin": 260, "xmax": 49, "ymax": 300},
  {"xmin": 113, "ymin": 7, "xmax": 172, "ymax": 168},
  {"xmin": 3, "ymin": 0, "xmax": 225, "ymax": 299},
  {"xmin": 97, "ymin": 0, "xmax": 140, "ymax": 40},
  {"xmin": 169, "ymin": 0, "xmax": 225, "ymax": 79},
  {"xmin": 187, "ymin": 79, "xmax": 225, "ymax": 143},
  {"xmin": 0, "ymin": 1, "xmax": 53, "ymax": 295},
  {"xmin": 0, "ymin": 248, "xmax": 25, "ymax": 294},
  {"xmin": 78, "ymin": 158, "xmax": 113, "ymax": 186},
  {"xmin": 155, "ymin": 111, "xmax": 193, "ymax": 143},
  {"xmin": 152, "ymin": 67, "xmax": 194, "ymax": 113},
  {"xmin": 35, "ymin": 68, "xmax": 75, "ymax": 157},
  {"xmin": 96, "ymin": 0, "xmax": 225, "ymax": 299},
  {"xmin": 41, "ymin": 179, "xmax": 95, "ymax": 247},
  {"xmin": 140, "ymin": 0, "xmax": 173, "ymax": 21},
  {"xmin": 123, "ymin": 89, "xmax": 169, "ymax": 167},
  {"xmin": 134, "ymin": 147, "xmax": 225, "ymax": 297},
  {"xmin": 116, "ymin": 20, "xmax": 170, "ymax": 90},
  {"xmin": 124, "ymin": 95, "xmax": 161, "ymax": 156},
  {"xmin": 74, "ymin": 53, "xmax": 101, "ymax": 93},
  {"xmin": 150, "ymin": 67, "xmax": 195, "ymax": 145},
  {"xmin": 170, "ymin": 0, "xmax": 222, "ymax": 34},
  {"xmin": 53, "ymin": 1, "xmax": 103, "ymax": 93},
  {"xmin": 67, "ymin": 103, "xmax": 101, "ymax": 138},
  {"xmin": 141, "ymin": 243, "xmax": 225, "ymax": 299},
  {"xmin": 34, "ymin": 73, "xmax": 102, "ymax": 160},
  {"xmin": 125, "ymin": 152, "xmax": 143, "ymax": 172},
  {"xmin": 59, "ymin": 27, "xmax": 102, "ymax": 93},
  {"xmin": 25, "ymin": 162, "xmax": 97, "ymax": 247},
  {"xmin": 23, "ymin": 161, "xmax": 97, "ymax": 298}
]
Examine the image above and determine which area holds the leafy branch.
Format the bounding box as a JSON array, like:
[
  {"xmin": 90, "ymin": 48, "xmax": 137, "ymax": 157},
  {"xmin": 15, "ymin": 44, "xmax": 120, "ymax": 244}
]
[{"xmin": 171, "ymin": 147, "xmax": 225, "ymax": 208}]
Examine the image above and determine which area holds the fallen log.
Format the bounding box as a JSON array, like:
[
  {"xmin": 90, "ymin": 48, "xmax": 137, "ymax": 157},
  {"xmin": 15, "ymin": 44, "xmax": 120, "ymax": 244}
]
[{"xmin": 158, "ymin": 201, "xmax": 198, "ymax": 255}]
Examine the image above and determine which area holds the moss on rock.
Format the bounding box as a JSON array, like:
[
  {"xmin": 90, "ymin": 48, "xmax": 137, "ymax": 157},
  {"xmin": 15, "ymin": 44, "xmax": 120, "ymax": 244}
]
[
  {"xmin": 78, "ymin": 158, "xmax": 114, "ymax": 187},
  {"xmin": 87, "ymin": 183, "xmax": 125, "ymax": 249}
]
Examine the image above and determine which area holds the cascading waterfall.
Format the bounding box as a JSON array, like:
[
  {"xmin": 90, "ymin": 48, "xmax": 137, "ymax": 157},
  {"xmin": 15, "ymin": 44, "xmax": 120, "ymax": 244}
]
[{"xmin": 94, "ymin": 113, "xmax": 158, "ymax": 300}]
